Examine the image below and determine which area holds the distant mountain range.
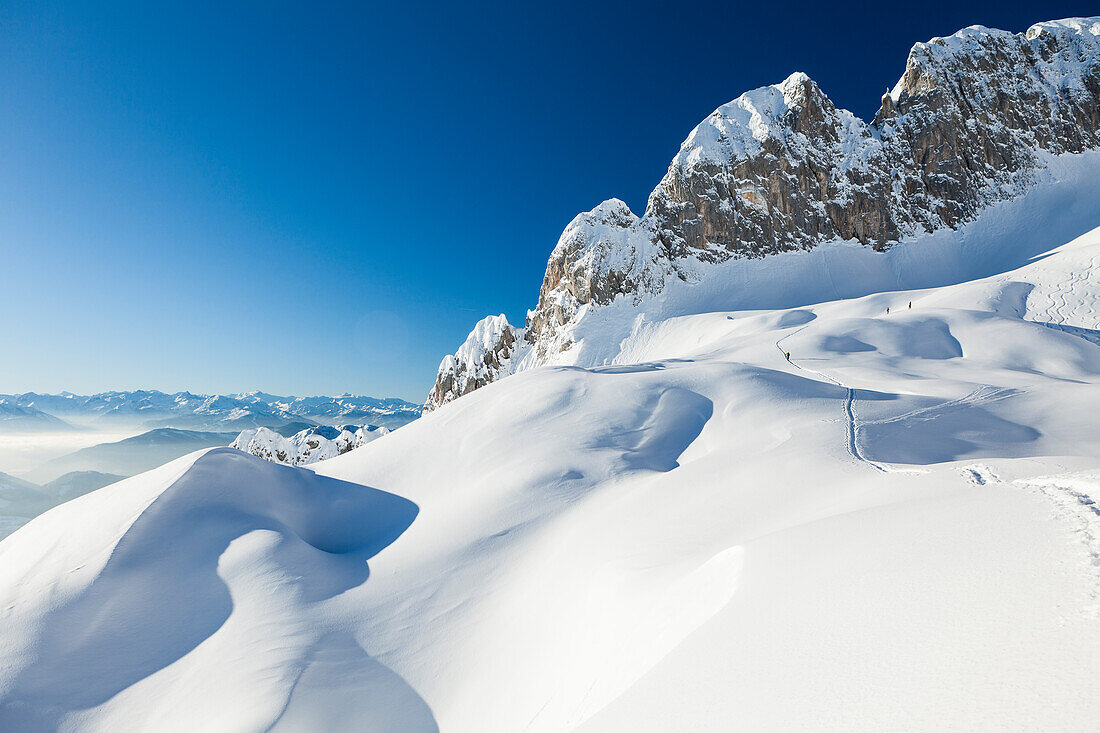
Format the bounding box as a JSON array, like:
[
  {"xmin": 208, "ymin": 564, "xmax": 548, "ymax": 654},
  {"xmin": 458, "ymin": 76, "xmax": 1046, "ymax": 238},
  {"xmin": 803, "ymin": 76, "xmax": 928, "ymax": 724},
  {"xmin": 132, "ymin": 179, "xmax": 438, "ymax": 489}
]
[
  {"xmin": 0, "ymin": 469, "xmax": 123, "ymax": 540},
  {"xmin": 3, "ymin": 415, "xmax": 405, "ymax": 535},
  {"xmin": 0, "ymin": 390, "xmax": 422, "ymax": 432},
  {"xmin": 0, "ymin": 402, "xmax": 76, "ymax": 432}
]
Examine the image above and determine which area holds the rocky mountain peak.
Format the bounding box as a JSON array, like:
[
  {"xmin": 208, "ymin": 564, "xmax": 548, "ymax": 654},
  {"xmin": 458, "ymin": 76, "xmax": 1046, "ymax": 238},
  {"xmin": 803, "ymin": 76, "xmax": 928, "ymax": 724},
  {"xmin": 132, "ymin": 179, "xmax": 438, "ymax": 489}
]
[{"xmin": 425, "ymin": 16, "xmax": 1100, "ymax": 412}]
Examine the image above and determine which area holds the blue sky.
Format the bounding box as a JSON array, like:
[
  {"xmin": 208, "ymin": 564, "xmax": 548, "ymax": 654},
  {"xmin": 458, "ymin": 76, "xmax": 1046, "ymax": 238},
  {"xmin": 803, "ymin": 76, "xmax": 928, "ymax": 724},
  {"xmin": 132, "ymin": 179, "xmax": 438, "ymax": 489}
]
[{"xmin": 1, "ymin": 0, "xmax": 1094, "ymax": 401}]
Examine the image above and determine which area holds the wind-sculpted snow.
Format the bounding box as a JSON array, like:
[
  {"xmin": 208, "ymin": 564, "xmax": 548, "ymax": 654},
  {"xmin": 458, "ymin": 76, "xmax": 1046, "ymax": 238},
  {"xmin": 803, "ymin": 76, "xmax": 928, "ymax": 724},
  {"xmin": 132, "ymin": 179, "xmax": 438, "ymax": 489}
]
[
  {"xmin": 0, "ymin": 449, "xmax": 420, "ymax": 731},
  {"xmin": 428, "ymin": 16, "xmax": 1100, "ymax": 410},
  {"xmin": 3, "ymin": 226, "xmax": 1100, "ymax": 729}
]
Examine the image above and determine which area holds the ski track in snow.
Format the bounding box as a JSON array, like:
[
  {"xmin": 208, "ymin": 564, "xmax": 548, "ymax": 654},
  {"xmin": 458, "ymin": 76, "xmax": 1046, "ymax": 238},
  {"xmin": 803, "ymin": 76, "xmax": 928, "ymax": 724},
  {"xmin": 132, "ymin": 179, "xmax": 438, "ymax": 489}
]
[
  {"xmin": 775, "ymin": 324, "xmax": 887, "ymax": 473},
  {"xmin": 1029, "ymin": 254, "xmax": 1100, "ymax": 344},
  {"xmin": 962, "ymin": 464, "xmax": 1100, "ymax": 617},
  {"xmin": 860, "ymin": 386, "xmax": 1017, "ymax": 432}
]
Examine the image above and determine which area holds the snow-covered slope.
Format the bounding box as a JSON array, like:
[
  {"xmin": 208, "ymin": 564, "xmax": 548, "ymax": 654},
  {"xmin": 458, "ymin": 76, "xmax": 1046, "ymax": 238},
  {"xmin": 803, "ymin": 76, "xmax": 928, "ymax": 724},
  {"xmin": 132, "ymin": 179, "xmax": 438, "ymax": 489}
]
[
  {"xmin": 2, "ymin": 220, "xmax": 1098, "ymax": 730},
  {"xmin": 231, "ymin": 425, "xmax": 390, "ymax": 466},
  {"xmin": 427, "ymin": 16, "xmax": 1100, "ymax": 410}
]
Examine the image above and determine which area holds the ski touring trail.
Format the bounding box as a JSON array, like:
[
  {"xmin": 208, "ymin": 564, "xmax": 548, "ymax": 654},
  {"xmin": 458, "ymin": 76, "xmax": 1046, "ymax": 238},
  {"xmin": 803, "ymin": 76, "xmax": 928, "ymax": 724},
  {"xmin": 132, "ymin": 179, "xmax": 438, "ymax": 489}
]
[{"xmin": 775, "ymin": 323, "xmax": 888, "ymax": 473}]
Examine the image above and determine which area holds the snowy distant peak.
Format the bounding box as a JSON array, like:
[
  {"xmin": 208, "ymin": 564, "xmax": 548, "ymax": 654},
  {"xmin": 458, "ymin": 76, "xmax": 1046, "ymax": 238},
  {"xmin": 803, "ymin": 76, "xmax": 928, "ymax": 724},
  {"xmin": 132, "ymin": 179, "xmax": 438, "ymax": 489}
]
[
  {"xmin": 0, "ymin": 402, "xmax": 74, "ymax": 432},
  {"xmin": 231, "ymin": 424, "xmax": 390, "ymax": 466},
  {"xmin": 426, "ymin": 16, "xmax": 1100, "ymax": 411},
  {"xmin": 0, "ymin": 390, "xmax": 422, "ymax": 431}
]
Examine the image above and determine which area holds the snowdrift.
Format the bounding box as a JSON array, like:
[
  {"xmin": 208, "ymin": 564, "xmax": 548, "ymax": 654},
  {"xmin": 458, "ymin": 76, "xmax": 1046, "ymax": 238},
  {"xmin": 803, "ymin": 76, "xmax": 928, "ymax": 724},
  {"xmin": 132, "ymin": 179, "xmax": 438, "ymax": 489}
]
[{"xmin": 0, "ymin": 449, "xmax": 419, "ymax": 730}]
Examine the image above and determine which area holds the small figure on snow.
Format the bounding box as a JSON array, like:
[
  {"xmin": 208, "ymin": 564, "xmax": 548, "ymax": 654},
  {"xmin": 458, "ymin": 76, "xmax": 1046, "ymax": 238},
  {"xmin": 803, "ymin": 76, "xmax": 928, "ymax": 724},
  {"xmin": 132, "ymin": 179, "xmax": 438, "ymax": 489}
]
[
  {"xmin": 886, "ymin": 306, "xmax": 890, "ymax": 315},
  {"xmin": 908, "ymin": 301, "xmax": 912, "ymax": 309},
  {"xmin": 785, "ymin": 351, "xmax": 791, "ymax": 361}
]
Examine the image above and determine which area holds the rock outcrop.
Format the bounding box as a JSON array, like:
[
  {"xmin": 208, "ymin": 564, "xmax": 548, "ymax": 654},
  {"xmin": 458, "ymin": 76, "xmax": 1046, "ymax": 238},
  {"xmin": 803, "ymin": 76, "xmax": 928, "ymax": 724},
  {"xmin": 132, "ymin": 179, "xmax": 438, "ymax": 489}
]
[
  {"xmin": 426, "ymin": 17, "xmax": 1100, "ymax": 411},
  {"xmin": 424, "ymin": 314, "xmax": 523, "ymax": 410},
  {"xmin": 230, "ymin": 424, "xmax": 389, "ymax": 466}
]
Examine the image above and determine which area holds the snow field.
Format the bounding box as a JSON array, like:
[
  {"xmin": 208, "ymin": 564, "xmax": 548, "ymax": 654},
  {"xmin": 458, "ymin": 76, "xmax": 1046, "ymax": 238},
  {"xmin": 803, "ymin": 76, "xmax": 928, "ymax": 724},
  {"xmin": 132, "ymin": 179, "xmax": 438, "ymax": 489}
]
[{"xmin": 0, "ymin": 209, "xmax": 1098, "ymax": 731}]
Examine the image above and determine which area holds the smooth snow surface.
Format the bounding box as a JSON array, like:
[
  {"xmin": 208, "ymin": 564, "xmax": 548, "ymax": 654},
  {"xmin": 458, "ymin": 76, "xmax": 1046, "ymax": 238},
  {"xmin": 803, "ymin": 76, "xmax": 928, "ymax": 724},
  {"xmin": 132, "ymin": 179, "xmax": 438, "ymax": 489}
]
[{"xmin": 2, "ymin": 223, "xmax": 1100, "ymax": 729}]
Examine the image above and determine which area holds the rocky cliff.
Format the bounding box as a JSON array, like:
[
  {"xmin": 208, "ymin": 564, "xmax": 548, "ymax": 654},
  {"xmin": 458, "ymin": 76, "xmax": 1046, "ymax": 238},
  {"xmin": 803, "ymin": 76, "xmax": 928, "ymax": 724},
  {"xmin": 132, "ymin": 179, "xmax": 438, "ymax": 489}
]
[{"xmin": 426, "ymin": 17, "xmax": 1100, "ymax": 411}]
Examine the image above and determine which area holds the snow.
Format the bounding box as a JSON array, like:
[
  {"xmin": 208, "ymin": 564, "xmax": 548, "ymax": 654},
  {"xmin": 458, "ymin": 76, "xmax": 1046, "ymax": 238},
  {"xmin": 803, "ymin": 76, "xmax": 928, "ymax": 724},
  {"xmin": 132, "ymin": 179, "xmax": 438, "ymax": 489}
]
[
  {"xmin": 0, "ymin": 450, "xmax": 419, "ymax": 730},
  {"xmin": 1, "ymin": 215, "xmax": 1099, "ymax": 728}
]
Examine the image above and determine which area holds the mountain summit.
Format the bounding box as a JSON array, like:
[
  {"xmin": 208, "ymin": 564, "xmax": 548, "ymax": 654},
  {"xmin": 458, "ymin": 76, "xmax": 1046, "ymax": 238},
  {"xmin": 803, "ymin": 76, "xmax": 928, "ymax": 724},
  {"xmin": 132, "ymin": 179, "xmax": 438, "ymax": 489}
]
[{"xmin": 426, "ymin": 17, "xmax": 1100, "ymax": 411}]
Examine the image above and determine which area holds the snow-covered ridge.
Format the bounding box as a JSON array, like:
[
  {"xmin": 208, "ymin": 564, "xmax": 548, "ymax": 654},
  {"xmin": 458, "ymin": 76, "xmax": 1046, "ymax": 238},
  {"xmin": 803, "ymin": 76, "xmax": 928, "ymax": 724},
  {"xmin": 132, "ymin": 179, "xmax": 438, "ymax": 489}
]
[
  {"xmin": 231, "ymin": 424, "xmax": 390, "ymax": 466},
  {"xmin": 673, "ymin": 71, "xmax": 873, "ymax": 170},
  {"xmin": 427, "ymin": 16, "xmax": 1100, "ymax": 410}
]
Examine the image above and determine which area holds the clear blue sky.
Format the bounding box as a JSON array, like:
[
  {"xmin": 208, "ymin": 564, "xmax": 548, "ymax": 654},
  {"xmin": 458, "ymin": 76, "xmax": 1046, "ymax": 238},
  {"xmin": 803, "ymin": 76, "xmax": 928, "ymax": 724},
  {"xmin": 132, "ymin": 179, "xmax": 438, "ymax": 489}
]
[{"xmin": 1, "ymin": 0, "xmax": 1093, "ymax": 402}]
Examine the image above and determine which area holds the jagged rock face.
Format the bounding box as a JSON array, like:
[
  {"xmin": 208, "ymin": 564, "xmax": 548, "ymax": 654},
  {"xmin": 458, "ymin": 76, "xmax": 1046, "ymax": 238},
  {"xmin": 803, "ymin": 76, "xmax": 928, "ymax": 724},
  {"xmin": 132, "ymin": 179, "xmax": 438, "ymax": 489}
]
[
  {"xmin": 426, "ymin": 17, "xmax": 1100, "ymax": 411},
  {"xmin": 524, "ymin": 200, "xmax": 667, "ymax": 360},
  {"xmin": 877, "ymin": 20, "xmax": 1100, "ymax": 227},
  {"xmin": 647, "ymin": 72, "xmax": 919, "ymax": 261},
  {"xmin": 647, "ymin": 20, "xmax": 1100, "ymax": 263}
]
